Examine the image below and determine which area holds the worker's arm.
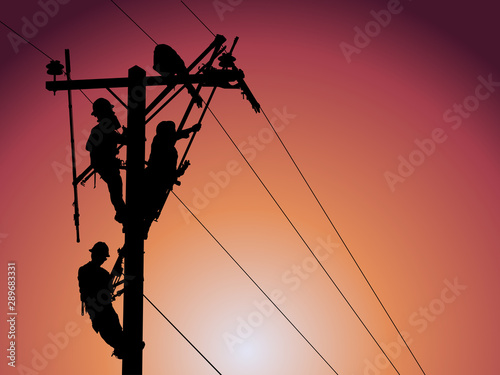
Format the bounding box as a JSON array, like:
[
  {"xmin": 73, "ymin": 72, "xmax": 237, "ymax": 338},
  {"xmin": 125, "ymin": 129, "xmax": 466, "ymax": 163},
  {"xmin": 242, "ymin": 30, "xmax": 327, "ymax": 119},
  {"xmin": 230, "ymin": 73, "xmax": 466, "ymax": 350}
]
[{"xmin": 177, "ymin": 123, "xmax": 201, "ymax": 139}]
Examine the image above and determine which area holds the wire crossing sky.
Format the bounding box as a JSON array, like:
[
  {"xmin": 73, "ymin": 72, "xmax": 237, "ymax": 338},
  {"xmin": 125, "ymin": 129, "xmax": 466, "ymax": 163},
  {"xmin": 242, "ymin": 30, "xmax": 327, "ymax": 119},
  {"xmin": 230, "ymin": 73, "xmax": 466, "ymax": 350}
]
[
  {"xmin": 1, "ymin": 1, "xmax": 498, "ymax": 374},
  {"xmin": 94, "ymin": 3, "xmax": 418, "ymax": 373}
]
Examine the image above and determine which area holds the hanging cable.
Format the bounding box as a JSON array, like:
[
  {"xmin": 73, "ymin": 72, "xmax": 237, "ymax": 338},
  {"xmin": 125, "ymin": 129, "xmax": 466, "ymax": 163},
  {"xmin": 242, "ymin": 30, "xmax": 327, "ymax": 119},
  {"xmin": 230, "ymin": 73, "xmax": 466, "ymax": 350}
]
[
  {"xmin": 260, "ymin": 109, "xmax": 426, "ymax": 375},
  {"xmin": 205, "ymin": 106, "xmax": 401, "ymax": 375},
  {"xmin": 144, "ymin": 294, "xmax": 222, "ymax": 375},
  {"xmin": 108, "ymin": 0, "xmax": 158, "ymax": 45},
  {"xmin": 171, "ymin": 191, "xmax": 339, "ymax": 375}
]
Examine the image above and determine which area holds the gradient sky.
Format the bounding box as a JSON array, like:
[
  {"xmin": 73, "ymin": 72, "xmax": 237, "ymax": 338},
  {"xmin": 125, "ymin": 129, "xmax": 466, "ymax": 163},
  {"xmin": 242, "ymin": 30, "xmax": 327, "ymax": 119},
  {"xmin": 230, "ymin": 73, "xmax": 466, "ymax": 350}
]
[{"xmin": 1, "ymin": 0, "xmax": 500, "ymax": 374}]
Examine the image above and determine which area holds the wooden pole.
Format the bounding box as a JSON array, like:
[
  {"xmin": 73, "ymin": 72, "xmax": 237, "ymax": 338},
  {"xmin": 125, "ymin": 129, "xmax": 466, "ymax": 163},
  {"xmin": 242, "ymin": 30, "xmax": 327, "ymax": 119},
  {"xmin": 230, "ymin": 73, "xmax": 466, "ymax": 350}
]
[{"xmin": 122, "ymin": 65, "xmax": 146, "ymax": 375}]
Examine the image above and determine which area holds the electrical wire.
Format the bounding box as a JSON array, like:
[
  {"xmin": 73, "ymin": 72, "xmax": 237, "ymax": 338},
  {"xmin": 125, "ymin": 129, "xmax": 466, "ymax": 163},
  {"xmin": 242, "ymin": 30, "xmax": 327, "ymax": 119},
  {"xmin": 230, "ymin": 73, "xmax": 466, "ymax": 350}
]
[
  {"xmin": 0, "ymin": 19, "xmax": 92, "ymax": 103},
  {"xmin": 10, "ymin": 0, "xmax": 425, "ymax": 371},
  {"xmin": 205, "ymin": 106, "xmax": 401, "ymax": 375},
  {"xmin": 180, "ymin": 1, "xmax": 216, "ymax": 37},
  {"xmin": 172, "ymin": 191, "xmax": 339, "ymax": 374},
  {"xmin": 260, "ymin": 109, "xmax": 427, "ymax": 375},
  {"xmin": 144, "ymin": 294, "xmax": 222, "ymax": 375},
  {"xmin": 108, "ymin": 0, "xmax": 158, "ymax": 45}
]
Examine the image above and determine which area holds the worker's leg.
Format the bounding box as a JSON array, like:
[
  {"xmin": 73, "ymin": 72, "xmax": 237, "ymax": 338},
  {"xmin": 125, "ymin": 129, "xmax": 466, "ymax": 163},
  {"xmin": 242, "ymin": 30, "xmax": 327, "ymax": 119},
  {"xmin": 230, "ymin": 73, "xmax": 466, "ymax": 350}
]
[
  {"xmin": 96, "ymin": 307, "xmax": 124, "ymax": 351},
  {"xmin": 98, "ymin": 166, "xmax": 126, "ymax": 222}
]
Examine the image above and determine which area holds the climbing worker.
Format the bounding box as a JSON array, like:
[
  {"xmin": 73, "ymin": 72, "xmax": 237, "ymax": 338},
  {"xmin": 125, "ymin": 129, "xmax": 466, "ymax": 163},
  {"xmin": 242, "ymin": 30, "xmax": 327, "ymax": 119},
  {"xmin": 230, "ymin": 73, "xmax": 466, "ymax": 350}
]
[
  {"xmin": 144, "ymin": 120, "xmax": 201, "ymax": 235},
  {"xmin": 153, "ymin": 44, "xmax": 203, "ymax": 108},
  {"xmin": 85, "ymin": 98, "xmax": 127, "ymax": 224},
  {"xmin": 77, "ymin": 242, "xmax": 124, "ymax": 359}
]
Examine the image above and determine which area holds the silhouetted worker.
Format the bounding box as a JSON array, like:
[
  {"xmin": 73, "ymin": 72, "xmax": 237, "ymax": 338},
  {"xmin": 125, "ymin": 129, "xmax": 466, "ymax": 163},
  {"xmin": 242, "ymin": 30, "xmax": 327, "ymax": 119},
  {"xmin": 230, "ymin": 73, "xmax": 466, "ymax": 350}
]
[
  {"xmin": 78, "ymin": 242, "xmax": 124, "ymax": 359},
  {"xmin": 86, "ymin": 98, "xmax": 127, "ymax": 223},
  {"xmin": 144, "ymin": 121, "xmax": 201, "ymax": 234},
  {"xmin": 153, "ymin": 44, "xmax": 203, "ymax": 108}
]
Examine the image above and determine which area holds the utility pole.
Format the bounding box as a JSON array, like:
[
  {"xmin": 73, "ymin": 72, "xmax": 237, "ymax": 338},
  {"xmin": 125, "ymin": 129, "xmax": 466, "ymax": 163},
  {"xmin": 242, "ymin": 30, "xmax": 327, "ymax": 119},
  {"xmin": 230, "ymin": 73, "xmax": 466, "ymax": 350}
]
[
  {"xmin": 122, "ymin": 66, "xmax": 146, "ymax": 375},
  {"xmin": 47, "ymin": 65, "xmax": 150, "ymax": 374},
  {"xmin": 46, "ymin": 35, "xmax": 259, "ymax": 375}
]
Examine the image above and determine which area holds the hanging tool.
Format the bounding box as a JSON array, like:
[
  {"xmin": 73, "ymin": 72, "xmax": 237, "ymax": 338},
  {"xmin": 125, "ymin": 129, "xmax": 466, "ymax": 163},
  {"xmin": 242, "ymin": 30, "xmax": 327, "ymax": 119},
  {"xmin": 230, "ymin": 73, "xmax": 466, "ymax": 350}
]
[
  {"xmin": 110, "ymin": 245, "xmax": 127, "ymax": 299},
  {"xmin": 151, "ymin": 86, "xmax": 217, "ymax": 227},
  {"xmin": 48, "ymin": 50, "xmax": 81, "ymax": 242},
  {"xmin": 218, "ymin": 37, "xmax": 261, "ymax": 113}
]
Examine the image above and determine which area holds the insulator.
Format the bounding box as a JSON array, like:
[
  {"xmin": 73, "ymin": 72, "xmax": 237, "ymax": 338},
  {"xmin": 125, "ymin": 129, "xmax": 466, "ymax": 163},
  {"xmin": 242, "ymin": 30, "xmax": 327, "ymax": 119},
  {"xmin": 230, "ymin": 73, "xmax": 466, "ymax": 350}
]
[
  {"xmin": 46, "ymin": 60, "xmax": 64, "ymax": 76},
  {"xmin": 218, "ymin": 53, "xmax": 236, "ymax": 69}
]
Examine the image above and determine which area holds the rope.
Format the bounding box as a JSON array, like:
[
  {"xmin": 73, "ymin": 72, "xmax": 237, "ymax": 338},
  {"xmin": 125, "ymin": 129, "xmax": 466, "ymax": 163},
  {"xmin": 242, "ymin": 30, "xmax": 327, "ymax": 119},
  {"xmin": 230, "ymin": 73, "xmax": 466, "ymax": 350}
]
[
  {"xmin": 205, "ymin": 107, "xmax": 401, "ymax": 375},
  {"xmin": 260, "ymin": 109, "xmax": 426, "ymax": 375},
  {"xmin": 144, "ymin": 294, "xmax": 222, "ymax": 374},
  {"xmin": 172, "ymin": 191, "xmax": 339, "ymax": 374},
  {"xmin": 108, "ymin": 0, "xmax": 158, "ymax": 45}
]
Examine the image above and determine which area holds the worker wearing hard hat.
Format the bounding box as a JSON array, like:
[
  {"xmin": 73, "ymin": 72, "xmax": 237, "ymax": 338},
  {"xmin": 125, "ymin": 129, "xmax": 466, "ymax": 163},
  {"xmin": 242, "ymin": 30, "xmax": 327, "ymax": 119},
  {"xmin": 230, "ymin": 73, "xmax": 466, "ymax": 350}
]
[
  {"xmin": 78, "ymin": 242, "xmax": 124, "ymax": 359},
  {"xmin": 85, "ymin": 98, "xmax": 127, "ymax": 224},
  {"xmin": 143, "ymin": 120, "xmax": 201, "ymax": 237}
]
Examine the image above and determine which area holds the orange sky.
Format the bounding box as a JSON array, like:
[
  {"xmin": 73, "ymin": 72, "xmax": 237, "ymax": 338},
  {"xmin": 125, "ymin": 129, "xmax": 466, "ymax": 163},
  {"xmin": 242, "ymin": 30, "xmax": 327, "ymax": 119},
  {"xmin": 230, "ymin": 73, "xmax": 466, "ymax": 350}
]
[{"xmin": 1, "ymin": 1, "xmax": 500, "ymax": 374}]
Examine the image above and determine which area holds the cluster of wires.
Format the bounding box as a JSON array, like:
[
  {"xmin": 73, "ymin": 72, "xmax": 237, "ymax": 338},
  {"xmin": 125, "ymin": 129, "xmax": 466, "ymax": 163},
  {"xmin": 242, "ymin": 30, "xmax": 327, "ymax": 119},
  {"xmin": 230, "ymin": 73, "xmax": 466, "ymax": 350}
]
[{"xmin": 1, "ymin": 2, "xmax": 426, "ymax": 374}]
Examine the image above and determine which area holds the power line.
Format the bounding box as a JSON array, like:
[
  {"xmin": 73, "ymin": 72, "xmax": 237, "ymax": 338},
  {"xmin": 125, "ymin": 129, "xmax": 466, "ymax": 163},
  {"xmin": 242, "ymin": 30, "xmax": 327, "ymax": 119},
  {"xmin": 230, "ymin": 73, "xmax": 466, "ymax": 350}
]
[
  {"xmin": 108, "ymin": 0, "xmax": 158, "ymax": 45},
  {"xmin": 0, "ymin": 19, "xmax": 92, "ymax": 104},
  {"xmin": 88, "ymin": 4, "xmax": 331, "ymax": 366},
  {"xmin": 0, "ymin": 19, "xmax": 53, "ymax": 60},
  {"xmin": 205, "ymin": 106, "xmax": 401, "ymax": 375},
  {"xmin": 171, "ymin": 191, "xmax": 339, "ymax": 375},
  {"xmin": 114, "ymin": 4, "xmax": 421, "ymax": 368},
  {"xmin": 18, "ymin": 0, "xmax": 416, "ymax": 369},
  {"xmin": 260, "ymin": 109, "xmax": 426, "ymax": 375},
  {"xmin": 180, "ymin": 1, "xmax": 216, "ymax": 37},
  {"xmin": 143, "ymin": 294, "xmax": 222, "ymax": 375}
]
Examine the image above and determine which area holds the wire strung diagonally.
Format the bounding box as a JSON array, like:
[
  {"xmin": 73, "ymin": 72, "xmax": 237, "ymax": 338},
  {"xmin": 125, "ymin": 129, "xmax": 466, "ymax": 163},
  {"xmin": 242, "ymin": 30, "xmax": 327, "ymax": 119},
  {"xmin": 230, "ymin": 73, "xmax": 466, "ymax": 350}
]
[
  {"xmin": 171, "ymin": 191, "xmax": 339, "ymax": 375},
  {"xmin": 164, "ymin": 5, "xmax": 399, "ymax": 373},
  {"xmin": 143, "ymin": 294, "xmax": 222, "ymax": 375},
  {"xmin": 108, "ymin": 0, "xmax": 158, "ymax": 45},
  {"xmin": 0, "ymin": 20, "xmax": 93, "ymax": 104},
  {"xmin": 205, "ymin": 106, "xmax": 401, "ymax": 375},
  {"xmin": 180, "ymin": 0, "xmax": 216, "ymax": 37},
  {"xmin": 0, "ymin": 19, "xmax": 52, "ymax": 60},
  {"xmin": 160, "ymin": 10, "xmax": 402, "ymax": 372},
  {"xmin": 260, "ymin": 109, "xmax": 427, "ymax": 375},
  {"xmin": 164, "ymin": 12, "xmax": 418, "ymax": 370}
]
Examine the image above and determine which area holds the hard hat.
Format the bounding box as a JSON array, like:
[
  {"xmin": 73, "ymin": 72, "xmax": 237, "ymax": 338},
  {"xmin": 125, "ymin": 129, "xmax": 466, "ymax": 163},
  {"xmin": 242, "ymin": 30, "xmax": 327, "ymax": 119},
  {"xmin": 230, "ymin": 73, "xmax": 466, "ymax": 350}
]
[
  {"xmin": 91, "ymin": 98, "xmax": 114, "ymax": 116},
  {"xmin": 156, "ymin": 121, "xmax": 176, "ymax": 136},
  {"xmin": 89, "ymin": 242, "xmax": 110, "ymax": 257}
]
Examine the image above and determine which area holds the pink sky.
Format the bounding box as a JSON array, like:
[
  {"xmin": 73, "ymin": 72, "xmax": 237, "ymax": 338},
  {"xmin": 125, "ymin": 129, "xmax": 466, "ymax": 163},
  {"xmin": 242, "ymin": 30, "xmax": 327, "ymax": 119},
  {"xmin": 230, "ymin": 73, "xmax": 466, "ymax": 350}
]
[{"xmin": 1, "ymin": 0, "xmax": 500, "ymax": 374}]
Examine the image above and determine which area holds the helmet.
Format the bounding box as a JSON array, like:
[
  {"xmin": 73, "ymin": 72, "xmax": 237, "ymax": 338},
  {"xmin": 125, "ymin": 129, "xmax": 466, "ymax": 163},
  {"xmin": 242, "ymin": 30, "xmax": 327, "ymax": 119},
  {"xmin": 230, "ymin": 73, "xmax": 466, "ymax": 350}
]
[
  {"xmin": 89, "ymin": 242, "xmax": 110, "ymax": 257},
  {"xmin": 156, "ymin": 121, "xmax": 176, "ymax": 136},
  {"xmin": 91, "ymin": 98, "xmax": 114, "ymax": 116}
]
